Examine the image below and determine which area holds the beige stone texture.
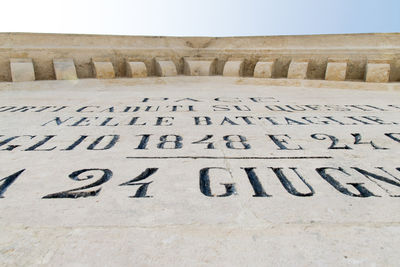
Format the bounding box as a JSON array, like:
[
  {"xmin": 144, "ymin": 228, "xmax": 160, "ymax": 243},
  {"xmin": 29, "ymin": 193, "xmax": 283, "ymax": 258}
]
[
  {"xmin": 126, "ymin": 61, "xmax": 147, "ymax": 78},
  {"xmin": 365, "ymin": 62, "xmax": 390, "ymax": 83},
  {"xmin": 254, "ymin": 60, "xmax": 275, "ymax": 78},
  {"xmin": 0, "ymin": 33, "xmax": 399, "ymax": 82},
  {"xmin": 223, "ymin": 60, "xmax": 244, "ymax": 76},
  {"xmin": 53, "ymin": 58, "xmax": 77, "ymax": 80},
  {"xmin": 325, "ymin": 60, "xmax": 347, "ymax": 81},
  {"xmin": 10, "ymin": 58, "xmax": 35, "ymax": 82},
  {"xmin": 1, "ymin": 32, "xmax": 400, "ymax": 266},
  {"xmin": 0, "ymin": 77, "xmax": 400, "ymax": 266},
  {"xmin": 183, "ymin": 58, "xmax": 214, "ymax": 76},
  {"xmin": 92, "ymin": 60, "xmax": 115, "ymax": 79},
  {"xmin": 287, "ymin": 60, "xmax": 309, "ymax": 79},
  {"xmin": 155, "ymin": 59, "xmax": 178, "ymax": 77}
]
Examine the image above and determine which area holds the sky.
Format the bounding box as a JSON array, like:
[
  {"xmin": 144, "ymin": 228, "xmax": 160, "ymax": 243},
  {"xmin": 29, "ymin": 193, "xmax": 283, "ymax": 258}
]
[{"xmin": 0, "ymin": 0, "xmax": 399, "ymax": 36}]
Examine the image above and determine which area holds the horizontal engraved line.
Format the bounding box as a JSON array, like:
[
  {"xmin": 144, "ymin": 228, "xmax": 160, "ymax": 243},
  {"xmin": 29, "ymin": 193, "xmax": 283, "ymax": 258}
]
[{"xmin": 126, "ymin": 156, "xmax": 332, "ymax": 160}]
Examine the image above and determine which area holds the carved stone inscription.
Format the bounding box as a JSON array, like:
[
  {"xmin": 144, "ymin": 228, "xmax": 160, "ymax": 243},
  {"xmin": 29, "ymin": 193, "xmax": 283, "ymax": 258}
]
[
  {"xmin": 1, "ymin": 91, "xmax": 400, "ymax": 200},
  {"xmin": 1, "ymin": 78, "xmax": 400, "ymax": 265}
]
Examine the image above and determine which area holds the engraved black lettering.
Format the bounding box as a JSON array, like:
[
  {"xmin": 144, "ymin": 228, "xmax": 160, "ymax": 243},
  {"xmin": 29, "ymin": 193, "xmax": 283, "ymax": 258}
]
[
  {"xmin": 223, "ymin": 135, "xmax": 250, "ymax": 149},
  {"xmin": 0, "ymin": 136, "xmax": 23, "ymax": 151},
  {"xmin": 87, "ymin": 135, "xmax": 119, "ymax": 150},
  {"xmin": 214, "ymin": 97, "xmax": 241, "ymax": 102},
  {"xmin": 35, "ymin": 106, "xmax": 54, "ymax": 112},
  {"xmin": 124, "ymin": 106, "xmax": 140, "ymax": 112},
  {"xmin": 385, "ymin": 133, "xmax": 400, "ymax": 143},
  {"xmin": 52, "ymin": 106, "xmax": 68, "ymax": 112},
  {"xmin": 119, "ymin": 168, "xmax": 158, "ymax": 198},
  {"xmin": 10, "ymin": 106, "xmax": 36, "ymax": 112},
  {"xmin": 352, "ymin": 133, "xmax": 388, "ymax": 150},
  {"xmin": 145, "ymin": 106, "xmax": 160, "ymax": 112},
  {"xmin": 135, "ymin": 134, "xmax": 151, "ymax": 150},
  {"xmin": 0, "ymin": 106, "xmax": 17, "ymax": 112},
  {"xmin": 142, "ymin": 97, "xmax": 168, "ymax": 102},
  {"xmin": 71, "ymin": 117, "xmax": 97, "ymax": 126},
  {"xmin": 128, "ymin": 117, "xmax": 146, "ymax": 126},
  {"xmin": 265, "ymin": 105, "xmax": 293, "ymax": 112},
  {"xmin": 25, "ymin": 135, "xmax": 57, "ymax": 151},
  {"xmin": 192, "ymin": 135, "xmax": 215, "ymax": 149},
  {"xmin": 268, "ymin": 134, "xmax": 303, "ymax": 150},
  {"xmin": 42, "ymin": 168, "xmax": 112, "ymax": 199},
  {"xmin": 175, "ymin": 98, "xmax": 200, "ymax": 102},
  {"xmin": 365, "ymin": 105, "xmax": 387, "ymax": 111},
  {"xmin": 301, "ymin": 116, "xmax": 331, "ymax": 125},
  {"xmin": 242, "ymin": 167, "xmax": 270, "ymax": 197},
  {"xmin": 155, "ymin": 117, "xmax": 174, "ymax": 126},
  {"xmin": 316, "ymin": 167, "xmax": 377, "ymax": 197},
  {"xmin": 0, "ymin": 169, "xmax": 25, "ymax": 198},
  {"xmin": 199, "ymin": 167, "xmax": 237, "ymax": 197},
  {"xmin": 258, "ymin": 117, "xmax": 281, "ymax": 125},
  {"xmin": 285, "ymin": 117, "xmax": 307, "ymax": 125},
  {"xmin": 361, "ymin": 116, "xmax": 393, "ymax": 125},
  {"xmin": 157, "ymin": 135, "xmax": 183, "ymax": 149},
  {"xmin": 233, "ymin": 105, "xmax": 251, "ymax": 111},
  {"xmin": 194, "ymin": 116, "xmax": 212, "ymax": 125},
  {"xmin": 345, "ymin": 105, "xmax": 372, "ymax": 111},
  {"xmin": 41, "ymin": 117, "xmax": 73, "ymax": 126},
  {"xmin": 76, "ymin": 106, "xmax": 100, "ymax": 112},
  {"xmin": 285, "ymin": 105, "xmax": 307, "ymax": 111},
  {"xmin": 346, "ymin": 116, "xmax": 373, "ymax": 125},
  {"xmin": 352, "ymin": 167, "xmax": 400, "ymax": 197},
  {"xmin": 220, "ymin": 117, "xmax": 239, "ymax": 125},
  {"xmin": 311, "ymin": 134, "xmax": 352, "ymax": 149},
  {"xmin": 100, "ymin": 117, "xmax": 119, "ymax": 126},
  {"xmin": 235, "ymin": 116, "xmax": 255, "ymax": 125},
  {"xmin": 270, "ymin": 167, "xmax": 314, "ymax": 197},
  {"xmin": 323, "ymin": 116, "xmax": 357, "ymax": 125},
  {"xmin": 388, "ymin": 104, "xmax": 400, "ymax": 110},
  {"xmin": 304, "ymin": 105, "xmax": 320, "ymax": 111},
  {"xmin": 102, "ymin": 107, "xmax": 114, "ymax": 112},
  {"xmin": 249, "ymin": 97, "xmax": 276, "ymax": 103},
  {"xmin": 61, "ymin": 135, "xmax": 88, "ymax": 151}
]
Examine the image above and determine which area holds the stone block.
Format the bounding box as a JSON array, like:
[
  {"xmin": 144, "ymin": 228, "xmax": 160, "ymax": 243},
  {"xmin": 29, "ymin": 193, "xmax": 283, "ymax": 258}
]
[
  {"xmin": 223, "ymin": 60, "xmax": 244, "ymax": 77},
  {"xmin": 53, "ymin": 58, "xmax": 77, "ymax": 80},
  {"xmin": 155, "ymin": 60, "xmax": 177, "ymax": 77},
  {"xmin": 287, "ymin": 60, "xmax": 308, "ymax": 79},
  {"xmin": 92, "ymin": 60, "xmax": 115, "ymax": 79},
  {"xmin": 184, "ymin": 59, "xmax": 214, "ymax": 76},
  {"xmin": 126, "ymin": 61, "xmax": 147, "ymax": 78},
  {"xmin": 325, "ymin": 60, "xmax": 347, "ymax": 81},
  {"xmin": 254, "ymin": 60, "xmax": 275, "ymax": 78},
  {"xmin": 2, "ymin": 75, "xmax": 400, "ymax": 266},
  {"xmin": 10, "ymin": 58, "xmax": 35, "ymax": 82},
  {"xmin": 365, "ymin": 62, "xmax": 390, "ymax": 83}
]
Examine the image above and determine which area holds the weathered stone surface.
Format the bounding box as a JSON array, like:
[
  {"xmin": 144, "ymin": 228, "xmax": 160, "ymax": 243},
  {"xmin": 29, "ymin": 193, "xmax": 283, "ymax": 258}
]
[
  {"xmin": 0, "ymin": 33, "xmax": 399, "ymax": 82},
  {"xmin": 92, "ymin": 59, "xmax": 115, "ymax": 79},
  {"xmin": 254, "ymin": 60, "xmax": 275, "ymax": 78},
  {"xmin": 325, "ymin": 59, "xmax": 347, "ymax": 81},
  {"xmin": 184, "ymin": 58, "xmax": 214, "ymax": 76},
  {"xmin": 10, "ymin": 58, "xmax": 35, "ymax": 82},
  {"xmin": 287, "ymin": 60, "xmax": 308, "ymax": 79},
  {"xmin": 155, "ymin": 59, "xmax": 177, "ymax": 77},
  {"xmin": 365, "ymin": 62, "xmax": 390, "ymax": 83},
  {"xmin": 53, "ymin": 58, "xmax": 78, "ymax": 80},
  {"xmin": 126, "ymin": 61, "xmax": 147, "ymax": 78},
  {"xmin": 223, "ymin": 60, "xmax": 244, "ymax": 76},
  {"xmin": 0, "ymin": 76, "xmax": 400, "ymax": 265}
]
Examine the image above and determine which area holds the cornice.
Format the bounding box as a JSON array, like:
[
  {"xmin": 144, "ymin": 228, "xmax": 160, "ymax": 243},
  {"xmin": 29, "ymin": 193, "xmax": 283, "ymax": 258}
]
[{"xmin": 0, "ymin": 33, "xmax": 399, "ymax": 83}]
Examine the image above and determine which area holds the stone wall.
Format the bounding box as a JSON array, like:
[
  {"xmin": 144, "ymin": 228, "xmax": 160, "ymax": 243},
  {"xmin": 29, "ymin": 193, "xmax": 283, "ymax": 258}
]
[{"xmin": 1, "ymin": 33, "xmax": 399, "ymax": 82}]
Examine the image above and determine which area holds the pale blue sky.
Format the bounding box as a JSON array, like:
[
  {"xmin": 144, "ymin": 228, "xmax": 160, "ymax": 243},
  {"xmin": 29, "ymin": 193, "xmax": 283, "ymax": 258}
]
[{"xmin": 1, "ymin": 0, "xmax": 399, "ymax": 36}]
